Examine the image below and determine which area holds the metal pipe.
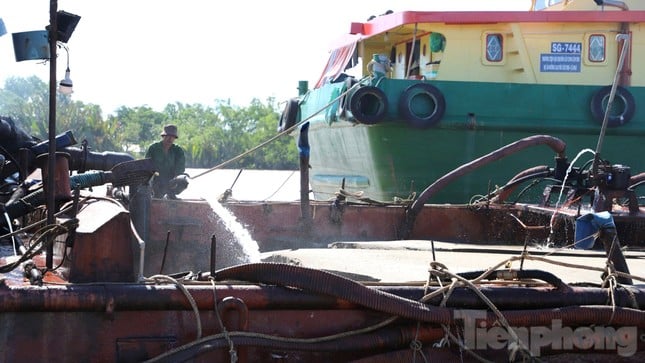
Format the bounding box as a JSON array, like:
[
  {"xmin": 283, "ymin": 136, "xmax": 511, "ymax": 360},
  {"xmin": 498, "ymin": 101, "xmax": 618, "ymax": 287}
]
[
  {"xmin": 0, "ymin": 283, "xmax": 643, "ymax": 312},
  {"xmin": 600, "ymin": 228, "xmax": 632, "ymax": 285},
  {"xmin": 210, "ymin": 235, "xmax": 217, "ymax": 276},
  {"xmin": 3, "ymin": 172, "xmax": 107, "ymax": 220},
  {"xmin": 592, "ymin": 33, "xmax": 631, "ymax": 178},
  {"xmin": 128, "ymin": 218, "xmax": 146, "ymax": 282},
  {"xmin": 148, "ymin": 324, "xmax": 445, "ymax": 362},
  {"xmin": 46, "ymin": 0, "xmax": 58, "ymax": 269},
  {"xmin": 159, "ymin": 230, "xmax": 171, "ymax": 274},
  {"xmin": 298, "ymin": 122, "xmax": 312, "ymax": 223},
  {"xmin": 30, "ymin": 130, "xmax": 77, "ymax": 155},
  {"xmin": 129, "ymin": 183, "xmax": 151, "ymax": 266},
  {"xmin": 64, "ymin": 147, "xmax": 134, "ymax": 172},
  {"xmin": 18, "ymin": 148, "xmax": 29, "ymax": 183}
]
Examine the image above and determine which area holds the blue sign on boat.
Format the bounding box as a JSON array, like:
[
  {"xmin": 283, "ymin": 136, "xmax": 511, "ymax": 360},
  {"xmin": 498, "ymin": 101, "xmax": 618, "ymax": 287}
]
[
  {"xmin": 540, "ymin": 53, "xmax": 581, "ymax": 72},
  {"xmin": 551, "ymin": 42, "xmax": 582, "ymax": 54},
  {"xmin": 540, "ymin": 42, "xmax": 582, "ymax": 72}
]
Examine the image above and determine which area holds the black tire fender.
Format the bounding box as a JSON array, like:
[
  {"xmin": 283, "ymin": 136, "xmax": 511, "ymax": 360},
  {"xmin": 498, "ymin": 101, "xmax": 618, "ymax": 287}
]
[
  {"xmin": 590, "ymin": 85, "xmax": 635, "ymax": 127},
  {"xmin": 336, "ymin": 77, "xmax": 359, "ymax": 120},
  {"xmin": 349, "ymin": 86, "xmax": 388, "ymax": 125},
  {"xmin": 398, "ymin": 83, "xmax": 445, "ymax": 129},
  {"xmin": 278, "ymin": 98, "xmax": 299, "ymax": 132}
]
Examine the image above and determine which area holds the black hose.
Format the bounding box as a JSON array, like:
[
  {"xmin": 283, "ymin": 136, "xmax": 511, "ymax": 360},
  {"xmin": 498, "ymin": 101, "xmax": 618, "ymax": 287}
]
[
  {"xmin": 214, "ymin": 262, "xmax": 454, "ymax": 324},
  {"xmin": 3, "ymin": 172, "xmax": 107, "ymax": 220},
  {"xmin": 63, "ymin": 147, "xmax": 134, "ymax": 172}
]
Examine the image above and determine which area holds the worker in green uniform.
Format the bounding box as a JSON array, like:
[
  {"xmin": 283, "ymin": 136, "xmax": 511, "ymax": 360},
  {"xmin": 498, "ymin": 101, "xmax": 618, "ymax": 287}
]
[{"xmin": 145, "ymin": 124, "xmax": 189, "ymax": 199}]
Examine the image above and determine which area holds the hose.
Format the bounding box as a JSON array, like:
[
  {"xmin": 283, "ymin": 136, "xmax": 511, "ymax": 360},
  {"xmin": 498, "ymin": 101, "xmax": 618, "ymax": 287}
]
[
  {"xmin": 490, "ymin": 165, "xmax": 552, "ymax": 203},
  {"xmin": 400, "ymin": 135, "xmax": 567, "ymax": 239},
  {"xmin": 214, "ymin": 262, "xmax": 453, "ymax": 324},
  {"xmin": 3, "ymin": 172, "xmax": 108, "ymax": 220}
]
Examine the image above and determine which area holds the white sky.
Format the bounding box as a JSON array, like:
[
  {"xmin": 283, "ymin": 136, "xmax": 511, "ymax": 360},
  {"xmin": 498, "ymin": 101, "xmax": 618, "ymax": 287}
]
[{"xmin": 0, "ymin": 1, "xmax": 530, "ymax": 115}]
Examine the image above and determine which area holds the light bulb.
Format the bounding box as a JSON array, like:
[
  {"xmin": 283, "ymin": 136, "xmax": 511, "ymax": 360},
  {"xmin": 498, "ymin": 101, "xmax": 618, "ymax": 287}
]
[{"xmin": 59, "ymin": 68, "xmax": 73, "ymax": 95}]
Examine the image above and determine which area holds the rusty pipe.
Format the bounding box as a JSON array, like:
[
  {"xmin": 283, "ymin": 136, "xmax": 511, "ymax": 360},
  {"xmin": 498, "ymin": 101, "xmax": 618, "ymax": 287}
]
[
  {"xmin": 145, "ymin": 305, "xmax": 644, "ymax": 362},
  {"xmin": 1, "ymin": 267, "xmax": 644, "ymax": 313},
  {"xmin": 145, "ymin": 323, "xmax": 445, "ymax": 362}
]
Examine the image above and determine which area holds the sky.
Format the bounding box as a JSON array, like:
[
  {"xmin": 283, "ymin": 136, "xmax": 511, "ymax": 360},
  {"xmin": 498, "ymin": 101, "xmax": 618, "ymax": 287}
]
[{"xmin": 0, "ymin": 0, "xmax": 530, "ymax": 116}]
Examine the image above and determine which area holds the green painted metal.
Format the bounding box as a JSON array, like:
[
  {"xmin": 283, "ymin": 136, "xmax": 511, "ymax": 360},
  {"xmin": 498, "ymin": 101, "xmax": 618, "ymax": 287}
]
[{"xmin": 298, "ymin": 79, "xmax": 645, "ymax": 203}]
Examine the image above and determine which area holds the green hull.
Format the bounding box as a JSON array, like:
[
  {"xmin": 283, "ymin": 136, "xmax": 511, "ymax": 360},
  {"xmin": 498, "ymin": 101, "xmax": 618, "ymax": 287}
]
[{"xmin": 299, "ymin": 80, "xmax": 645, "ymax": 203}]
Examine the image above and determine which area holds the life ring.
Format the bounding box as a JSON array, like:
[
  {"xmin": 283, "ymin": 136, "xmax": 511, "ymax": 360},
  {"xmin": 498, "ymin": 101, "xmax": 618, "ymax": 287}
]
[
  {"xmin": 349, "ymin": 86, "xmax": 388, "ymax": 125},
  {"xmin": 336, "ymin": 77, "xmax": 358, "ymax": 120},
  {"xmin": 398, "ymin": 83, "xmax": 445, "ymax": 129},
  {"xmin": 590, "ymin": 85, "xmax": 635, "ymax": 127},
  {"xmin": 278, "ymin": 98, "xmax": 299, "ymax": 132}
]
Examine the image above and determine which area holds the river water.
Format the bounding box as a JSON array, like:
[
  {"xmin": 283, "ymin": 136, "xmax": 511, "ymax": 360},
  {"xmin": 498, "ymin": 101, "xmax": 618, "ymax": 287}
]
[{"xmin": 183, "ymin": 169, "xmax": 302, "ymax": 202}]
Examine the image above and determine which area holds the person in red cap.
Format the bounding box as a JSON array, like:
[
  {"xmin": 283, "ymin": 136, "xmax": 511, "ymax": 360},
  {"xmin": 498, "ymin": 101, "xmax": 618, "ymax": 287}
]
[{"xmin": 145, "ymin": 124, "xmax": 188, "ymax": 199}]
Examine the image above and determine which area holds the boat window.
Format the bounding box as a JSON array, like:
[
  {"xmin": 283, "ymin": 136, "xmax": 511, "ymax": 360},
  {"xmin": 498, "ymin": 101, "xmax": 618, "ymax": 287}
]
[
  {"xmin": 588, "ymin": 34, "xmax": 606, "ymax": 62},
  {"xmin": 486, "ymin": 34, "xmax": 503, "ymax": 62}
]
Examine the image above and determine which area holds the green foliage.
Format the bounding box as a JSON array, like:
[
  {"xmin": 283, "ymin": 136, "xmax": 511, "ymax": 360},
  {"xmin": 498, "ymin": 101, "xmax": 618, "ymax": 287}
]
[{"xmin": 0, "ymin": 76, "xmax": 298, "ymax": 170}]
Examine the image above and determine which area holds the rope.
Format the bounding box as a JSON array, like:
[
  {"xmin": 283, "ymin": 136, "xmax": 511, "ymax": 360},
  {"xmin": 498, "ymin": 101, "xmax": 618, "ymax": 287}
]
[
  {"xmin": 429, "ymin": 265, "xmax": 533, "ymax": 361},
  {"xmin": 409, "ymin": 339, "xmax": 428, "ymax": 363},
  {"xmin": 0, "ymin": 221, "xmax": 71, "ymax": 273},
  {"xmin": 412, "ymin": 255, "xmax": 440, "ymax": 363},
  {"xmin": 146, "ymin": 274, "xmax": 202, "ymax": 340},
  {"xmin": 209, "ymin": 277, "xmax": 238, "ymax": 363},
  {"xmin": 335, "ymin": 188, "xmax": 415, "ymax": 206},
  {"xmin": 469, "ymin": 254, "xmax": 644, "ymax": 284},
  {"xmin": 262, "ymin": 170, "xmax": 297, "ymax": 201},
  {"xmin": 190, "ymin": 77, "xmax": 368, "ymax": 180},
  {"xmin": 413, "ymin": 246, "xmax": 645, "ymax": 362},
  {"xmin": 604, "ymin": 273, "xmax": 618, "ymax": 324},
  {"xmin": 429, "ymin": 264, "xmax": 532, "ymax": 360}
]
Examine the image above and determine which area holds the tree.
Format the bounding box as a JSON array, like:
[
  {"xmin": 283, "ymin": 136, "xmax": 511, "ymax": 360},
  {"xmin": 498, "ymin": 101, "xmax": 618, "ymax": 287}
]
[
  {"xmin": 107, "ymin": 105, "xmax": 168, "ymax": 154},
  {"xmin": 0, "ymin": 76, "xmax": 121, "ymax": 151},
  {"xmin": 0, "ymin": 76, "xmax": 49, "ymax": 137},
  {"xmin": 1, "ymin": 77, "xmax": 298, "ymax": 170}
]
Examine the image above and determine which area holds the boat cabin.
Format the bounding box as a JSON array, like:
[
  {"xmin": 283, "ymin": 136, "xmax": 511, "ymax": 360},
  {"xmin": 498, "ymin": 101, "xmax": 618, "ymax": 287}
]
[{"xmin": 319, "ymin": 0, "xmax": 643, "ymax": 89}]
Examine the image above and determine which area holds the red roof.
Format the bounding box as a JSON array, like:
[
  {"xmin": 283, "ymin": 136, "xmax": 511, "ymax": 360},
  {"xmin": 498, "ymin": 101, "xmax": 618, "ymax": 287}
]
[{"xmin": 338, "ymin": 10, "xmax": 645, "ymax": 45}]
